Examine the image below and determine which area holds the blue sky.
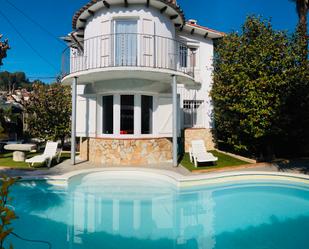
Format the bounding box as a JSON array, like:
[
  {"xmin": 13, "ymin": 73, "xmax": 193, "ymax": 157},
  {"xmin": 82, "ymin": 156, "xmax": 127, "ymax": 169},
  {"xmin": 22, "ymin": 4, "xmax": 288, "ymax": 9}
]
[{"xmin": 0, "ymin": 0, "xmax": 299, "ymax": 83}]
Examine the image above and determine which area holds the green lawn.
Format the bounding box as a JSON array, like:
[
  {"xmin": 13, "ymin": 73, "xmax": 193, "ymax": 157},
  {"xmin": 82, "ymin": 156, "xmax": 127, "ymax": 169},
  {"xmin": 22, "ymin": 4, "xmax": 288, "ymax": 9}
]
[
  {"xmin": 180, "ymin": 150, "xmax": 250, "ymax": 171},
  {"xmin": 0, "ymin": 152, "xmax": 71, "ymax": 169}
]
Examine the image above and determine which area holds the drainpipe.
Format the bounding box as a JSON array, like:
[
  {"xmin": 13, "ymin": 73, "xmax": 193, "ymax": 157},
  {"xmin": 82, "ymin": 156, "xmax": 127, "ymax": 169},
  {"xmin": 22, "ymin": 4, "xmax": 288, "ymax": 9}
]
[
  {"xmin": 71, "ymin": 77, "xmax": 77, "ymax": 165},
  {"xmin": 172, "ymin": 75, "xmax": 178, "ymax": 167}
]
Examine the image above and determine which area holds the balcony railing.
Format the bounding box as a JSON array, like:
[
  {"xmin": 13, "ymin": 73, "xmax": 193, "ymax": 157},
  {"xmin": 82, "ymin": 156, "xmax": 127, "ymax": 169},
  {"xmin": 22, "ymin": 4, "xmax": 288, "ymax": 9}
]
[{"xmin": 61, "ymin": 33, "xmax": 194, "ymax": 78}]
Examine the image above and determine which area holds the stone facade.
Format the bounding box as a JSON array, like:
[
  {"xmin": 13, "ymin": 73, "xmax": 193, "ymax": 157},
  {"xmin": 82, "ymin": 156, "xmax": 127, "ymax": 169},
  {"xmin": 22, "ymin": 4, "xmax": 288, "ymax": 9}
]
[
  {"xmin": 80, "ymin": 137, "xmax": 172, "ymax": 166},
  {"xmin": 184, "ymin": 128, "xmax": 215, "ymax": 152}
]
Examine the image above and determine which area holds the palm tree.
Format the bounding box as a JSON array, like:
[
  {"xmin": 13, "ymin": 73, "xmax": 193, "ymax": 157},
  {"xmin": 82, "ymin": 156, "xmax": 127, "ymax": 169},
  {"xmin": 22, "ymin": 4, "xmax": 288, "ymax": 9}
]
[{"xmin": 290, "ymin": 0, "xmax": 309, "ymax": 33}]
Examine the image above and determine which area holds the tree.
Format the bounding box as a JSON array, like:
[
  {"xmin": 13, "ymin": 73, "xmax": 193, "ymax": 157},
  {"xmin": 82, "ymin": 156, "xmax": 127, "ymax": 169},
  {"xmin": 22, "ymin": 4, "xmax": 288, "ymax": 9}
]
[
  {"xmin": 0, "ymin": 106, "xmax": 20, "ymax": 140},
  {"xmin": 211, "ymin": 16, "xmax": 307, "ymax": 159},
  {"xmin": 0, "ymin": 176, "xmax": 18, "ymax": 249},
  {"xmin": 290, "ymin": 0, "xmax": 308, "ymax": 34},
  {"xmin": 24, "ymin": 83, "xmax": 71, "ymax": 147},
  {"xmin": 0, "ymin": 71, "xmax": 32, "ymax": 93},
  {"xmin": 0, "ymin": 35, "xmax": 9, "ymax": 66},
  {"xmin": 279, "ymin": 25, "xmax": 309, "ymax": 156}
]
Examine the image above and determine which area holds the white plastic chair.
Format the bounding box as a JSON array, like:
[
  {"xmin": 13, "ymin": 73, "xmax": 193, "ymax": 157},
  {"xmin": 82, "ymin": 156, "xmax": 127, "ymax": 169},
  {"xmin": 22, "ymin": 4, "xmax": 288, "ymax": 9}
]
[
  {"xmin": 189, "ymin": 140, "xmax": 218, "ymax": 167},
  {"xmin": 26, "ymin": 142, "xmax": 61, "ymax": 168}
]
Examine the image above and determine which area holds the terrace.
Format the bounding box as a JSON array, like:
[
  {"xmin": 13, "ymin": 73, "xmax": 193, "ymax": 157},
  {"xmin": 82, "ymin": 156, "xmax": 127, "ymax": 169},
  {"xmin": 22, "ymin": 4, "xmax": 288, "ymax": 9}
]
[{"xmin": 61, "ymin": 33, "xmax": 196, "ymax": 85}]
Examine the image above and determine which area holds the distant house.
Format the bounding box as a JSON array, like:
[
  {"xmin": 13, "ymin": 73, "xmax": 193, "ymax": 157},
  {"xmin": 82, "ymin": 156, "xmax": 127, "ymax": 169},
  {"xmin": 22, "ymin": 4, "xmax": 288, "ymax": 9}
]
[
  {"xmin": 61, "ymin": 0, "xmax": 224, "ymax": 166},
  {"xmin": 0, "ymin": 101, "xmax": 23, "ymax": 141},
  {"xmin": 0, "ymin": 89, "xmax": 30, "ymax": 141}
]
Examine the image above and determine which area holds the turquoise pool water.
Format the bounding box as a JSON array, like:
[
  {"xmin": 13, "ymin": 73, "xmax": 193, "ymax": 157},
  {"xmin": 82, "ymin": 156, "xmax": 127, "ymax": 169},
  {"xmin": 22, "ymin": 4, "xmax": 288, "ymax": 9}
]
[{"xmin": 6, "ymin": 173, "xmax": 309, "ymax": 249}]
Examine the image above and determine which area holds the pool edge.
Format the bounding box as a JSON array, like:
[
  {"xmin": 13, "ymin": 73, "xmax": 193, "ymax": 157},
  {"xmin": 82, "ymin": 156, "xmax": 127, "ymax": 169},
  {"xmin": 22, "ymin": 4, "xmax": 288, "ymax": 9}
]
[{"xmin": 16, "ymin": 168, "xmax": 309, "ymax": 188}]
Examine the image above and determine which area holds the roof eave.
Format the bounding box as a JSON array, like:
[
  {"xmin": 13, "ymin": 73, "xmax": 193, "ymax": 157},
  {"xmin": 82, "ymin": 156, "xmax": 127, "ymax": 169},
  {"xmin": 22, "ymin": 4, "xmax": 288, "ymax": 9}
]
[
  {"xmin": 72, "ymin": 0, "xmax": 186, "ymax": 30},
  {"xmin": 182, "ymin": 23, "xmax": 225, "ymax": 39}
]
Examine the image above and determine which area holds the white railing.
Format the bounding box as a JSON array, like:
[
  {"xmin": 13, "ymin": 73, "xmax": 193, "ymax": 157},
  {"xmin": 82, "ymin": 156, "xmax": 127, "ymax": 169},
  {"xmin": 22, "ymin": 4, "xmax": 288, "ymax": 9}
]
[{"xmin": 61, "ymin": 33, "xmax": 194, "ymax": 78}]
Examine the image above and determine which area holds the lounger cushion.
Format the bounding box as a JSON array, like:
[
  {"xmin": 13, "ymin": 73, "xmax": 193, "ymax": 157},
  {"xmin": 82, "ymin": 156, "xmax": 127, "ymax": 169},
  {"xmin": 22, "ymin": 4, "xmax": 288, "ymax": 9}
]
[
  {"xmin": 196, "ymin": 155, "xmax": 218, "ymax": 162},
  {"xmin": 26, "ymin": 155, "xmax": 50, "ymax": 163}
]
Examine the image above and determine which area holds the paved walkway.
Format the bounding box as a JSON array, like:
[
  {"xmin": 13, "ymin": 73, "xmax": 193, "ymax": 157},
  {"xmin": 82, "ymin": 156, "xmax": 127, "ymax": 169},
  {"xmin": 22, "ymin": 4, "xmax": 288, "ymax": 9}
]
[
  {"xmin": 0, "ymin": 159, "xmax": 191, "ymax": 177},
  {"xmin": 0, "ymin": 158, "xmax": 308, "ymax": 178}
]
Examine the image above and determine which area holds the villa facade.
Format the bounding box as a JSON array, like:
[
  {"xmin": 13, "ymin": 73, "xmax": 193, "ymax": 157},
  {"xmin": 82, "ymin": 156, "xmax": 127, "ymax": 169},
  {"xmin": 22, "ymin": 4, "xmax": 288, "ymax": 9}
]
[{"xmin": 61, "ymin": 0, "xmax": 224, "ymax": 166}]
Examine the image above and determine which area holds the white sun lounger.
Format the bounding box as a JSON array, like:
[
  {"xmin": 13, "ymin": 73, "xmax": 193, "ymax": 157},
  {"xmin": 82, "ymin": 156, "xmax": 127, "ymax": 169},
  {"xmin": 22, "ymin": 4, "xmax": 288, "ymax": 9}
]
[
  {"xmin": 26, "ymin": 142, "xmax": 61, "ymax": 168},
  {"xmin": 189, "ymin": 140, "xmax": 218, "ymax": 167}
]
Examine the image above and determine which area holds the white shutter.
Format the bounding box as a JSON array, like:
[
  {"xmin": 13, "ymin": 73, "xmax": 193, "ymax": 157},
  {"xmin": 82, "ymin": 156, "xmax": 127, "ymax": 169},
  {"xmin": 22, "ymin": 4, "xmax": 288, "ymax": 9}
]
[
  {"xmin": 88, "ymin": 96, "xmax": 96, "ymax": 136},
  {"xmin": 157, "ymin": 96, "xmax": 173, "ymax": 136},
  {"xmin": 177, "ymin": 95, "xmax": 181, "ymax": 135},
  {"xmin": 101, "ymin": 20, "xmax": 111, "ymax": 67},
  {"xmin": 195, "ymin": 102, "xmax": 205, "ymax": 128},
  {"xmin": 76, "ymin": 95, "xmax": 96, "ymax": 137},
  {"xmin": 76, "ymin": 96, "xmax": 87, "ymax": 136},
  {"xmin": 156, "ymin": 95, "xmax": 181, "ymax": 136},
  {"xmin": 142, "ymin": 19, "xmax": 154, "ymax": 67}
]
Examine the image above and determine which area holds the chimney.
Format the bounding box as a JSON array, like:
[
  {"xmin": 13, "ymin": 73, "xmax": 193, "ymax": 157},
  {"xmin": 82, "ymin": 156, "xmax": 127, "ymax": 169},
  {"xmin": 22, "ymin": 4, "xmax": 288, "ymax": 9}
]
[{"xmin": 188, "ymin": 19, "xmax": 197, "ymax": 25}]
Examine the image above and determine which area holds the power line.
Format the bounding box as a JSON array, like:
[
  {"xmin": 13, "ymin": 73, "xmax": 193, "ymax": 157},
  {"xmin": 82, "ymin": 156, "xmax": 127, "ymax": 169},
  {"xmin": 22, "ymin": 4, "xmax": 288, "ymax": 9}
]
[
  {"xmin": 28, "ymin": 76, "xmax": 57, "ymax": 79},
  {"xmin": 11, "ymin": 232, "xmax": 52, "ymax": 249},
  {"xmin": 0, "ymin": 8, "xmax": 59, "ymax": 72},
  {"xmin": 4, "ymin": 0, "xmax": 66, "ymax": 47}
]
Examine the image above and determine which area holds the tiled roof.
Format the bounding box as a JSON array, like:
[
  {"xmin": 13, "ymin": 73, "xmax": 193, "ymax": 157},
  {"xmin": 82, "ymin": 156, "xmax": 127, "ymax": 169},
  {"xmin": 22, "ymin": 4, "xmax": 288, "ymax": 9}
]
[
  {"xmin": 186, "ymin": 22, "xmax": 225, "ymax": 36},
  {"xmin": 72, "ymin": 0, "xmax": 185, "ymax": 30}
]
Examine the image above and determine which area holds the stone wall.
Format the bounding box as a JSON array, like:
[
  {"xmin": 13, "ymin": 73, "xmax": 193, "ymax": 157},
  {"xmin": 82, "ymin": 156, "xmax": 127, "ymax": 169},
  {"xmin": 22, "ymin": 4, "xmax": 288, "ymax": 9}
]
[
  {"xmin": 80, "ymin": 137, "xmax": 172, "ymax": 166},
  {"xmin": 184, "ymin": 128, "xmax": 215, "ymax": 152}
]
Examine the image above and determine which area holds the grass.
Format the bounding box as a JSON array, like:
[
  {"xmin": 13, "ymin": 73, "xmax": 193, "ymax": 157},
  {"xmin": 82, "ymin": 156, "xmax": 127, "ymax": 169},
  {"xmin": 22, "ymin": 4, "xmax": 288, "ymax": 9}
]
[
  {"xmin": 1, "ymin": 149, "xmax": 249, "ymax": 171},
  {"xmin": 180, "ymin": 150, "xmax": 250, "ymax": 171},
  {"xmin": 0, "ymin": 152, "xmax": 71, "ymax": 169}
]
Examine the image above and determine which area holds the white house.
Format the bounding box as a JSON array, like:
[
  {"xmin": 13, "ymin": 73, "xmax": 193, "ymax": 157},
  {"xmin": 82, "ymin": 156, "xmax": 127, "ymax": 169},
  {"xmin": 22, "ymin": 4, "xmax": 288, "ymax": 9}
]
[{"xmin": 61, "ymin": 0, "xmax": 224, "ymax": 166}]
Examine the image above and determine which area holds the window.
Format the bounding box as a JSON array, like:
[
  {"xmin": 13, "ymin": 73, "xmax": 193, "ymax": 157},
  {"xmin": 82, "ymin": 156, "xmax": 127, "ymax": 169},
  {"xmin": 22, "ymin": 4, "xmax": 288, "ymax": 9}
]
[
  {"xmin": 101, "ymin": 94, "xmax": 155, "ymax": 136},
  {"xmin": 179, "ymin": 45, "xmax": 188, "ymax": 67},
  {"xmin": 141, "ymin": 95, "xmax": 153, "ymax": 134},
  {"xmin": 190, "ymin": 48, "xmax": 197, "ymax": 68},
  {"xmin": 115, "ymin": 20, "xmax": 137, "ymax": 66},
  {"xmin": 183, "ymin": 100, "xmax": 204, "ymax": 128},
  {"xmin": 103, "ymin": 96, "xmax": 114, "ymax": 134},
  {"xmin": 121, "ymin": 95, "xmax": 134, "ymax": 134}
]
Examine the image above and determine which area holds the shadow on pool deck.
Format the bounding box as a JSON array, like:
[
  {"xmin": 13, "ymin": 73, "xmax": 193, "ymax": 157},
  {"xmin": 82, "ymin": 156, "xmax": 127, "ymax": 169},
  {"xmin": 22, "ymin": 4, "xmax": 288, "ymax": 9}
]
[{"xmin": 273, "ymin": 159, "xmax": 309, "ymax": 175}]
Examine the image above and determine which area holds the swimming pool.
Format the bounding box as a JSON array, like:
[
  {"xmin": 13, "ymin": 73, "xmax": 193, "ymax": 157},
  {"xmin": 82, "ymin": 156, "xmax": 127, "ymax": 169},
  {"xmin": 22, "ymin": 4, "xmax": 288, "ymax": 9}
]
[{"xmin": 6, "ymin": 171, "xmax": 309, "ymax": 249}]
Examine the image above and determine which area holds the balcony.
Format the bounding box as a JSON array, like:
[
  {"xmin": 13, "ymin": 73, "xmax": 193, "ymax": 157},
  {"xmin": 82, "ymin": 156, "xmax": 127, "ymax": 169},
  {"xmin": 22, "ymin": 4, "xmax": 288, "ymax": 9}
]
[{"xmin": 61, "ymin": 33, "xmax": 195, "ymax": 84}]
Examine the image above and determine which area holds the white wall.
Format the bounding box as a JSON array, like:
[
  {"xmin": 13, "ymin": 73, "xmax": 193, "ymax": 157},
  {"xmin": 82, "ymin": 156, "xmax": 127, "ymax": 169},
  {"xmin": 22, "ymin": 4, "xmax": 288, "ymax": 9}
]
[
  {"xmin": 176, "ymin": 32, "xmax": 214, "ymax": 129},
  {"xmin": 84, "ymin": 6, "xmax": 175, "ymax": 39}
]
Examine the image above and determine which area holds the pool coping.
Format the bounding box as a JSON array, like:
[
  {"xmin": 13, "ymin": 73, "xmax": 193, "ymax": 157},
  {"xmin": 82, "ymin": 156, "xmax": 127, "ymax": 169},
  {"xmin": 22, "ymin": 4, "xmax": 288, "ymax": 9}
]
[{"xmin": 17, "ymin": 168, "xmax": 309, "ymax": 188}]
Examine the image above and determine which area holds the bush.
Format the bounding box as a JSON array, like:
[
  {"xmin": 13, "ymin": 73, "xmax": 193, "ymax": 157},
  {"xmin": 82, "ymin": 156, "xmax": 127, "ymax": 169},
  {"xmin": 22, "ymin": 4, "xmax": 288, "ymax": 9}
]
[{"xmin": 0, "ymin": 176, "xmax": 18, "ymax": 249}]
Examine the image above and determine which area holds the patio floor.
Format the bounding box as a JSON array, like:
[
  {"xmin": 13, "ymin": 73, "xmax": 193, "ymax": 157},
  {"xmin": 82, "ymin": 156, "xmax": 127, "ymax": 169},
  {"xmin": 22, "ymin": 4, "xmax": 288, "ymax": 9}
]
[
  {"xmin": 0, "ymin": 158, "xmax": 191, "ymax": 177},
  {"xmin": 0, "ymin": 157, "xmax": 308, "ymax": 178}
]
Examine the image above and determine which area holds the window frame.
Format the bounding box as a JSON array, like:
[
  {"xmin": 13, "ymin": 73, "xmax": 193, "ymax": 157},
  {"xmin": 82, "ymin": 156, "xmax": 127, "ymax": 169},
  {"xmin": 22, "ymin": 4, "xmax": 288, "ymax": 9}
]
[
  {"xmin": 102, "ymin": 95, "xmax": 114, "ymax": 135},
  {"xmin": 141, "ymin": 95, "xmax": 153, "ymax": 135},
  {"xmin": 99, "ymin": 93, "xmax": 156, "ymax": 138}
]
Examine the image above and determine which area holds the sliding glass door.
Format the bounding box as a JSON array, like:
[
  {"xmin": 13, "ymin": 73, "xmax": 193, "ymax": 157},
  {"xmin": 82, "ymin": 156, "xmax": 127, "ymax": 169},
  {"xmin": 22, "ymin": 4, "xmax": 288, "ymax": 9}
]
[{"xmin": 115, "ymin": 20, "xmax": 137, "ymax": 66}]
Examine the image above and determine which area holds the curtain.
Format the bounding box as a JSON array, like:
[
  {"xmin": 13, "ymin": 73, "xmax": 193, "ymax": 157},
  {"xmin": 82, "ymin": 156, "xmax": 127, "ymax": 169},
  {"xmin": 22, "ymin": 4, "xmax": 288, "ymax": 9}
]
[{"xmin": 115, "ymin": 20, "xmax": 137, "ymax": 66}]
